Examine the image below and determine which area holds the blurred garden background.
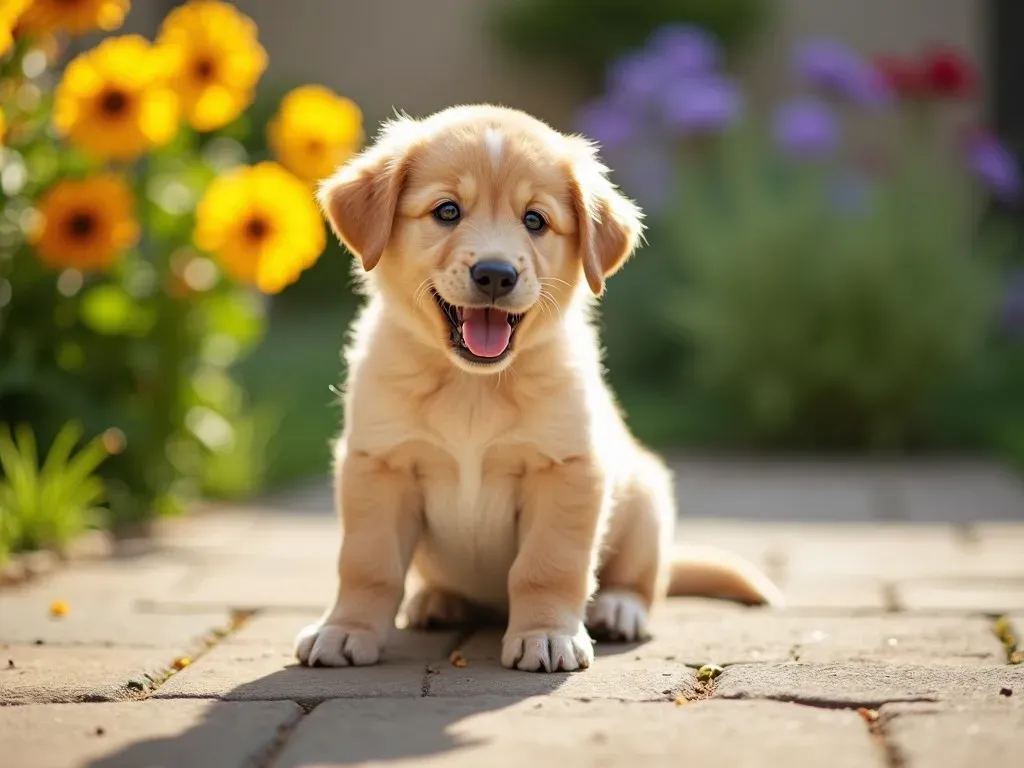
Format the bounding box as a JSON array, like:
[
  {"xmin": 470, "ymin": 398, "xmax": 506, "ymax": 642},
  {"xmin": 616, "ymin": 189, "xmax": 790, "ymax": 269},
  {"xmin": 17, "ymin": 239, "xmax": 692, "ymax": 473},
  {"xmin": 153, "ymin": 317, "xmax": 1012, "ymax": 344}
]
[{"xmin": 2, "ymin": 0, "xmax": 1023, "ymax": 564}]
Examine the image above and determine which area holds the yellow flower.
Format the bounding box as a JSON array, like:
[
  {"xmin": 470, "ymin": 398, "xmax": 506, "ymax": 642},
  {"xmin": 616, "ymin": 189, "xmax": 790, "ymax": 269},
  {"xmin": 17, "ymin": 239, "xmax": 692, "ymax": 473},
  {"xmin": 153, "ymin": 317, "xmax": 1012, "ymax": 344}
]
[
  {"xmin": 53, "ymin": 35, "xmax": 179, "ymax": 162},
  {"xmin": 0, "ymin": 0, "xmax": 31, "ymax": 56},
  {"xmin": 156, "ymin": 0, "xmax": 267, "ymax": 132},
  {"xmin": 268, "ymin": 85, "xmax": 364, "ymax": 184},
  {"xmin": 0, "ymin": 109, "xmax": 5, "ymax": 145},
  {"xmin": 195, "ymin": 162, "xmax": 326, "ymax": 294},
  {"xmin": 30, "ymin": 173, "xmax": 140, "ymax": 272},
  {"xmin": 17, "ymin": 0, "xmax": 130, "ymax": 37}
]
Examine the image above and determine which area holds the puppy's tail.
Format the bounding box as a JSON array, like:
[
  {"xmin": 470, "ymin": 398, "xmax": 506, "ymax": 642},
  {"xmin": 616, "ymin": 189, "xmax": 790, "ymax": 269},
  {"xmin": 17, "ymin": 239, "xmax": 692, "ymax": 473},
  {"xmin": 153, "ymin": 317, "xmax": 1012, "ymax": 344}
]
[{"xmin": 667, "ymin": 544, "xmax": 785, "ymax": 607}]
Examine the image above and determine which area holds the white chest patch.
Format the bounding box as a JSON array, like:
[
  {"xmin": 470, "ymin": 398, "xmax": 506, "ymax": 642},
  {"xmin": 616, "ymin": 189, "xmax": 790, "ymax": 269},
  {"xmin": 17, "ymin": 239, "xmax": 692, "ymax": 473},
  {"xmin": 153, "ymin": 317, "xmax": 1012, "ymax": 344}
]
[
  {"xmin": 484, "ymin": 128, "xmax": 504, "ymax": 170},
  {"xmin": 418, "ymin": 456, "xmax": 519, "ymax": 606}
]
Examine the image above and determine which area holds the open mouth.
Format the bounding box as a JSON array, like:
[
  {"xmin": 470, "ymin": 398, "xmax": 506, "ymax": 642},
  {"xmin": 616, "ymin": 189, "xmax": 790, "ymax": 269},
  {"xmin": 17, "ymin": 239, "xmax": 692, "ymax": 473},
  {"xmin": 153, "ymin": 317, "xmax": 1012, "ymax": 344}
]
[{"xmin": 432, "ymin": 290, "xmax": 525, "ymax": 365}]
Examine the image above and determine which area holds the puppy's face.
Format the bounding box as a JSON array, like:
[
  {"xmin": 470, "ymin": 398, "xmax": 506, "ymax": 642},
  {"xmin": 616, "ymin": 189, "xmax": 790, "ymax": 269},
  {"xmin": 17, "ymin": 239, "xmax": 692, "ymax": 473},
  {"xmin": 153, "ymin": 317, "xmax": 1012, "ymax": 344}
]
[{"xmin": 319, "ymin": 105, "xmax": 643, "ymax": 374}]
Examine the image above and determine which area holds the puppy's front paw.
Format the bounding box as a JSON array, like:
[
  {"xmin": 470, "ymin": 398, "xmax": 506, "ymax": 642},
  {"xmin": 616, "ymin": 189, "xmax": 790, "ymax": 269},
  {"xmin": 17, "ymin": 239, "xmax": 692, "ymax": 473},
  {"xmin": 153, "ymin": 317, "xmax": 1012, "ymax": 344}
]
[
  {"xmin": 294, "ymin": 623, "xmax": 382, "ymax": 667},
  {"xmin": 501, "ymin": 626, "xmax": 594, "ymax": 672},
  {"xmin": 586, "ymin": 590, "xmax": 650, "ymax": 642}
]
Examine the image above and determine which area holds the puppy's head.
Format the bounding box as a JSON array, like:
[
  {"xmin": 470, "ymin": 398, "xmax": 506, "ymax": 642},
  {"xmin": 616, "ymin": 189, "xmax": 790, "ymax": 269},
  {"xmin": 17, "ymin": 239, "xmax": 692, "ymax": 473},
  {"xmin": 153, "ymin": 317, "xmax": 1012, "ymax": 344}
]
[{"xmin": 319, "ymin": 104, "xmax": 643, "ymax": 374}]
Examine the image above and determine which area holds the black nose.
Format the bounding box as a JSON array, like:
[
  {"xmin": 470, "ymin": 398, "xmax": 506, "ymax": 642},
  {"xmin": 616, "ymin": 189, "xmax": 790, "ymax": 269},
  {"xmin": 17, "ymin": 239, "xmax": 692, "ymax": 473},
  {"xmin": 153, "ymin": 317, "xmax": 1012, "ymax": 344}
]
[{"xmin": 469, "ymin": 260, "xmax": 518, "ymax": 300}]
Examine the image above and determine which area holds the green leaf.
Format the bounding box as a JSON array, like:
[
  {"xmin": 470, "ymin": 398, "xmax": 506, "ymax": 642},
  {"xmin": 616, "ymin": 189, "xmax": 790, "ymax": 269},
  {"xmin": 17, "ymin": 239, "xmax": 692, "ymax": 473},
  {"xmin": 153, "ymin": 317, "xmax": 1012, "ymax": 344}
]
[{"xmin": 80, "ymin": 285, "xmax": 151, "ymax": 336}]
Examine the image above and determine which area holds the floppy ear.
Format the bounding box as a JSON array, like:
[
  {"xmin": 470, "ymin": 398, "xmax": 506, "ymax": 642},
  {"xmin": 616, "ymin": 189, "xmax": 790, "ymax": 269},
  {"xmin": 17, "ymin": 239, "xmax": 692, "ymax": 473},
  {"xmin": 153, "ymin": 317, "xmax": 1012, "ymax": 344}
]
[
  {"xmin": 568, "ymin": 148, "xmax": 645, "ymax": 296},
  {"xmin": 317, "ymin": 121, "xmax": 416, "ymax": 271}
]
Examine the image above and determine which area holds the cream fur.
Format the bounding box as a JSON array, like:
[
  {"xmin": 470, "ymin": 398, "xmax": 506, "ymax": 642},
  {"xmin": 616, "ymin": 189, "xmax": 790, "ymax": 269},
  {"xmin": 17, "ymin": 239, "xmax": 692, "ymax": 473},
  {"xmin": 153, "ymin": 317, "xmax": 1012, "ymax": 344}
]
[{"xmin": 295, "ymin": 105, "xmax": 783, "ymax": 674}]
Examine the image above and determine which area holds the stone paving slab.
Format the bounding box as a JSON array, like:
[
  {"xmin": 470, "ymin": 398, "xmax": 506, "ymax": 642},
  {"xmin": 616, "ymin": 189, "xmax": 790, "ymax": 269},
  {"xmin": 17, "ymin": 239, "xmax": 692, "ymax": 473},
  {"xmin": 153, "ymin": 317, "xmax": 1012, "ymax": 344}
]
[
  {"xmin": 6, "ymin": 559, "xmax": 194, "ymax": 598},
  {"xmin": 881, "ymin": 702, "xmax": 1024, "ymax": 767},
  {"xmin": 895, "ymin": 581, "xmax": 1024, "ymax": 613},
  {"xmin": 148, "ymin": 565, "xmax": 337, "ymax": 611},
  {"xmin": 636, "ymin": 609, "xmax": 1004, "ymax": 666},
  {"xmin": 0, "ymin": 699, "xmax": 302, "ymax": 768},
  {"xmin": 713, "ymin": 663, "xmax": 1024, "ymax": 707},
  {"xmin": 153, "ymin": 623, "xmax": 459, "ymax": 703},
  {"xmin": 428, "ymin": 630, "xmax": 696, "ymax": 702},
  {"xmin": 772, "ymin": 578, "xmax": 889, "ymax": 611},
  {"xmin": 0, "ymin": 645, "xmax": 177, "ymax": 704},
  {"xmin": 272, "ymin": 697, "xmax": 884, "ymax": 768},
  {"xmin": 0, "ymin": 593, "xmax": 227, "ymax": 648},
  {"xmin": 891, "ymin": 464, "xmax": 1024, "ymax": 522}
]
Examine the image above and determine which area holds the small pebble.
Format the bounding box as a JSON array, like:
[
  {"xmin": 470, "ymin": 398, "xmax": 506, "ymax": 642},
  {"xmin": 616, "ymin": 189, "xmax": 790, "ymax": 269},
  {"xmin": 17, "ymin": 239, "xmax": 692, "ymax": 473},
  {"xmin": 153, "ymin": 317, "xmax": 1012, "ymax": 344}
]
[
  {"xmin": 857, "ymin": 708, "xmax": 879, "ymax": 723},
  {"xmin": 674, "ymin": 695, "xmax": 687, "ymax": 706},
  {"xmin": 34, "ymin": 639, "xmax": 44, "ymax": 646},
  {"xmin": 999, "ymin": 687, "xmax": 1012, "ymax": 697},
  {"xmin": 7, "ymin": 659, "xmax": 13, "ymax": 669},
  {"xmin": 697, "ymin": 663, "xmax": 724, "ymax": 682},
  {"xmin": 94, "ymin": 727, "xmax": 105, "ymax": 736},
  {"xmin": 172, "ymin": 656, "xmax": 191, "ymax": 671},
  {"xmin": 448, "ymin": 650, "xmax": 467, "ymax": 668}
]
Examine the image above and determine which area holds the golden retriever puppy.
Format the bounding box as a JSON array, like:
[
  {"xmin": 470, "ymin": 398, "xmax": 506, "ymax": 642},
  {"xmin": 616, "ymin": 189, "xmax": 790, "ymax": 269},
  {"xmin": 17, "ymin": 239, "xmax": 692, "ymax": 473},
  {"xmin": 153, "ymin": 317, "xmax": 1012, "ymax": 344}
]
[{"xmin": 295, "ymin": 104, "xmax": 782, "ymax": 673}]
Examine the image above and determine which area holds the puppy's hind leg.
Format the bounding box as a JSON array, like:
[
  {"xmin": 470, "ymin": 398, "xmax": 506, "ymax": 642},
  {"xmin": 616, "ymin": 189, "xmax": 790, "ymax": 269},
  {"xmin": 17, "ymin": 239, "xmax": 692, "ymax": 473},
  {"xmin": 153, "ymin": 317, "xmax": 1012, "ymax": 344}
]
[{"xmin": 588, "ymin": 455, "xmax": 675, "ymax": 643}]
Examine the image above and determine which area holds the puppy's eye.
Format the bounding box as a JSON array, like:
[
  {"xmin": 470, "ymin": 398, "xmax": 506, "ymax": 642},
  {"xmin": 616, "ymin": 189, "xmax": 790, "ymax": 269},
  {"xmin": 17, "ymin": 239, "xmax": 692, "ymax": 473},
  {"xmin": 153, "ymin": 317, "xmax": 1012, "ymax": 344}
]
[
  {"xmin": 433, "ymin": 202, "xmax": 461, "ymax": 224},
  {"xmin": 523, "ymin": 210, "xmax": 546, "ymax": 233}
]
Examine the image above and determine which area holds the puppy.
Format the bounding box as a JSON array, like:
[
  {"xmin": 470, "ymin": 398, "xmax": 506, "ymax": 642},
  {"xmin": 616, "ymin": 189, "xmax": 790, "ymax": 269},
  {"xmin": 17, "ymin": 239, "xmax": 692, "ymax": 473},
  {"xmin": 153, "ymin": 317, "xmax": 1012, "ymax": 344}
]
[{"xmin": 295, "ymin": 104, "xmax": 782, "ymax": 673}]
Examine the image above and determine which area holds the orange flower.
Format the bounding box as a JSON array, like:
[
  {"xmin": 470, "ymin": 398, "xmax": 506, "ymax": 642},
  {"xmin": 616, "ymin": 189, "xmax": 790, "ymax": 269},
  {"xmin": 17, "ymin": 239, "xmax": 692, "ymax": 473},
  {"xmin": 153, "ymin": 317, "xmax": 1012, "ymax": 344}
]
[
  {"xmin": 31, "ymin": 174, "xmax": 140, "ymax": 272},
  {"xmin": 194, "ymin": 162, "xmax": 326, "ymax": 294},
  {"xmin": 53, "ymin": 35, "xmax": 179, "ymax": 162},
  {"xmin": 156, "ymin": 1, "xmax": 266, "ymax": 132},
  {"xmin": 268, "ymin": 85, "xmax": 363, "ymax": 183},
  {"xmin": 17, "ymin": 0, "xmax": 130, "ymax": 37}
]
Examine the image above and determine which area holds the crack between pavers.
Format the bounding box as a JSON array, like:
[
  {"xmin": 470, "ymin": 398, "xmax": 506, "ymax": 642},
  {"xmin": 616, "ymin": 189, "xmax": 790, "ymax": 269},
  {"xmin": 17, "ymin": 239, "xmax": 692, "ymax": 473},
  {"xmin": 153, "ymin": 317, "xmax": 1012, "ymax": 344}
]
[
  {"xmin": 422, "ymin": 626, "xmax": 479, "ymax": 696},
  {"xmin": 248, "ymin": 702, "xmax": 315, "ymax": 768},
  {"xmin": 881, "ymin": 583, "xmax": 902, "ymax": 613},
  {"xmin": 120, "ymin": 607, "xmax": 259, "ymax": 701}
]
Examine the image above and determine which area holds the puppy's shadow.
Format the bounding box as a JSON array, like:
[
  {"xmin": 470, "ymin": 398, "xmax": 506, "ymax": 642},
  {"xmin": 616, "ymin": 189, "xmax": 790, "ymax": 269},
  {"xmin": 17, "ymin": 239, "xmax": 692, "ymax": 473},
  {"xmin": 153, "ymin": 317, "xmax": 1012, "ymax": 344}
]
[{"xmin": 84, "ymin": 625, "xmax": 648, "ymax": 768}]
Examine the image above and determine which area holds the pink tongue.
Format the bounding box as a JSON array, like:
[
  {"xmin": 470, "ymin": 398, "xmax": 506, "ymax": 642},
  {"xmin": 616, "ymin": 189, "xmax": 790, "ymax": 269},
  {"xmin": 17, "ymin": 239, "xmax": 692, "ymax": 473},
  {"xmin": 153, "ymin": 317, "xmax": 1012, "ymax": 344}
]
[{"xmin": 461, "ymin": 308, "xmax": 512, "ymax": 358}]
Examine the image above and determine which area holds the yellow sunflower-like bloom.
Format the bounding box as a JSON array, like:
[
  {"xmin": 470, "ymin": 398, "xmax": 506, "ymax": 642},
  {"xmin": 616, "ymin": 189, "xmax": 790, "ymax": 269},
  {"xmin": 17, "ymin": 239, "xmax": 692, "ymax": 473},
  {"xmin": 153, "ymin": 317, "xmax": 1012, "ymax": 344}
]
[
  {"xmin": 156, "ymin": 0, "xmax": 267, "ymax": 133},
  {"xmin": 1, "ymin": 0, "xmax": 31, "ymax": 56},
  {"xmin": 195, "ymin": 162, "xmax": 326, "ymax": 294},
  {"xmin": 17, "ymin": 0, "xmax": 130, "ymax": 37},
  {"xmin": 30, "ymin": 174, "xmax": 140, "ymax": 272},
  {"xmin": 53, "ymin": 35, "xmax": 179, "ymax": 162},
  {"xmin": 268, "ymin": 85, "xmax": 364, "ymax": 184}
]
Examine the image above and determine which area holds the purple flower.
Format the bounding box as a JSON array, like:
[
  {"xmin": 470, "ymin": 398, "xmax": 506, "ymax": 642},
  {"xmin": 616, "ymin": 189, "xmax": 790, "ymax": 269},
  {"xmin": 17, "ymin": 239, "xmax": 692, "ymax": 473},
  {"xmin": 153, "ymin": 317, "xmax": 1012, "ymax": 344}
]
[
  {"xmin": 662, "ymin": 75, "xmax": 742, "ymax": 135},
  {"xmin": 773, "ymin": 98, "xmax": 839, "ymax": 157},
  {"xmin": 607, "ymin": 25, "xmax": 723, "ymax": 106},
  {"xmin": 607, "ymin": 50, "xmax": 666, "ymax": 105},
  {"xmin": 793, "ymin": 38, "xmax": 891, "ymax": 107},
  {"xmin": 965, "ymin": 133, "xmax": 1021, "ymax": 203},
  {"xmin": 646, "ymin": 23, "xmax": 722, "ymax": 77},
  {"xmin": 577, "ymin": 97, "xmax": 638, "ymax": 151}
]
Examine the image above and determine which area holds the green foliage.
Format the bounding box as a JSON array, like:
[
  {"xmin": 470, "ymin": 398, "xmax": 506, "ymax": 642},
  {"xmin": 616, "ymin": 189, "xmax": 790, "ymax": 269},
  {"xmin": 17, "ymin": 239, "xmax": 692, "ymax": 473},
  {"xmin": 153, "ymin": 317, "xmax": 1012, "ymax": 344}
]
[
  {"xmin": 600, "ymin": 125, "xmax": 1013, "ymax": 453},
  {"xmin": 0, "ymin": 39, "xmax": 270, "ymax": 530},
  {"xmin": 493, "ymin": 0, "xmax": 772, "ymax": 88},
  {"xmin": 0, "ymin": 421, "xmax": 107, "ymax": 556}
]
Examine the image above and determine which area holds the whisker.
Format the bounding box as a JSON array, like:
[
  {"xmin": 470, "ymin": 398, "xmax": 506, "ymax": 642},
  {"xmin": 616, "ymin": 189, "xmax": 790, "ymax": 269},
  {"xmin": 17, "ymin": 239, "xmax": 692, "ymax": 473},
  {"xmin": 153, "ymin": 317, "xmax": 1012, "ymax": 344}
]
[{"xmin": 538, "ymin": 276, "xmax": 572, "ymax": 288}]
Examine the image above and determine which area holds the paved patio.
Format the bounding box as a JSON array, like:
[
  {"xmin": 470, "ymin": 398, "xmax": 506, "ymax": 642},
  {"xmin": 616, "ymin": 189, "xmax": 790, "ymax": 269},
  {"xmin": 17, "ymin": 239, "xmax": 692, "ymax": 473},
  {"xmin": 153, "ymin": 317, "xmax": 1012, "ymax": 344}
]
[{"xmin": 2, "ymin": 459, "xmax": 1023, "ymax": 767}]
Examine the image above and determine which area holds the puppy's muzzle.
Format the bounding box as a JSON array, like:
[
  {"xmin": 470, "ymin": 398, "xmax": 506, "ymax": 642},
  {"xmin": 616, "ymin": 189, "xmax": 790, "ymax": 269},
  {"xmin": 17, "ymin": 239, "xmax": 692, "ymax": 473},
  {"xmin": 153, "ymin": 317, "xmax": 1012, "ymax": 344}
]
[{"xmin": 470, "ymin": 259, "xmax": 518, "ymax": 301}]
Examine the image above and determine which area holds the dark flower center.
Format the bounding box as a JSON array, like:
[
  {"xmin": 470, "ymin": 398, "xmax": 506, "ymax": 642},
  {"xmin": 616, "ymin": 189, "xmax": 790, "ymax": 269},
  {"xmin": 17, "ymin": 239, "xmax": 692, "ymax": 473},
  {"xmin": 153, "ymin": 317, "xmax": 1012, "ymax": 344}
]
[
  {"xmin": 245, "ymin": 217, "xmax": 270, "ymax": 241},
  {"xmin": 193, "ymin": 57, "xmax": 216, "ymax": 82},
  {"xmin": 99, "ymin": 88, "xmax": 129, "ymax": 116},
  {"xmin": 66, "ymin": 212, "xmax": 96, "ymax": 239}
]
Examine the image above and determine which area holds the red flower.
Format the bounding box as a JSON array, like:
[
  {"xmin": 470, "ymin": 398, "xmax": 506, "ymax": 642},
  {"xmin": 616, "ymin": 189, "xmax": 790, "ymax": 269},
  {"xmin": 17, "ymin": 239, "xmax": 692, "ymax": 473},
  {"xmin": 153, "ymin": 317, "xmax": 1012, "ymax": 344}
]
[
  {"xmin": 921, "ymin": 45, "xmax": 976, "ymax": 98},
  {"xmin": 874, "ymin": 56, "xmax": 928, "ymax": 98}
]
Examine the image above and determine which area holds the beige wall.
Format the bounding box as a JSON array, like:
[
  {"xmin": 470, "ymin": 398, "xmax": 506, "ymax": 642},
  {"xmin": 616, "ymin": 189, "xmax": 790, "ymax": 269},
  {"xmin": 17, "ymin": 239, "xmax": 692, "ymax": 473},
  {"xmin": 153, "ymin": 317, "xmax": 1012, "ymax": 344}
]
[{"xmin": 130, "ymin": 0, "xmax": 989, "ymax": 132}]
